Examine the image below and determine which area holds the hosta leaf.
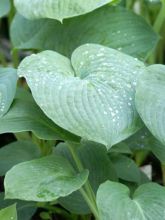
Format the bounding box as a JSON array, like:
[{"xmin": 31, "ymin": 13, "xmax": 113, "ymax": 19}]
[
  {"xmin": 0, "ymin": 141, "xmax": 40, "ymax": 176},
  {"xmin": 0, "ymin": 89, "xmax": 80, "ymax": 142},
  {"xmin": 5, "ymin": 155, "xmax": 88, "ymax": 202},
  {"xmin": 0, "ymin": 0, "xmax": 10, "ymax": 18},
  {"xmin": 18, "ymin": 44, "xmax": 144, "ymax": 149},
  {"xmin": 0, "ymin": 204, "xmax": 17, "ymax": 220},
  {"xmin": 56, "ymin": 141, "xmax": 117, "ymax": 214},
  {"xmin": 11, "ymin": 6, "xmax": 158, "ymax": 59},
  {"xmin": 14, "ymin": 0, "xmax": 114, "ymax": 21},
  {"xmin": 118, "ymin": 126, "xmax": 165, "ymax": 163},
  {"xmin": 0, "ymin": 193, "xmax": 36, "ymax": 220},
  {"xmin": 135, "ymin": 64, "xmax": 165, "ymax": 146},
  {"xmin": 110, "ymin": 154, "xmax": 141, "ymax": 183},
  {"xmin": 97, "ymin": 181, "xmax": 165, "ymax": 220},
  {"xmin": 0, "ymin": 68, "xmax": 18, "ymax": 117}
]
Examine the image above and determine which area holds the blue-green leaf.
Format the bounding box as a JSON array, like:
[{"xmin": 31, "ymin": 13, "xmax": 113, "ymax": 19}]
[
  {"xmin": 5, "ymin": 155, "xmax": 88, "ymax": 202},
  {"xmin": 97, "ymin": 181, "xmax": 165, "ymax": 220},
  {"xmin": 0, "ymin": 68, "xmax": 18, "ymax": 117},
  {"xmin": 11, "ymin": 6, "xmax": 158, "ymax": 59},
  {"xmin": 14, "ymin": 0, "xmax": 114, "ymax": 21}
]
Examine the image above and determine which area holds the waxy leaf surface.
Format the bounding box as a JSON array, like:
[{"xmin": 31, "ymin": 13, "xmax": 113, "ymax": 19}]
[{"xmin": 18, "ymin": 44, "xmax": 144, "ymax": 149}]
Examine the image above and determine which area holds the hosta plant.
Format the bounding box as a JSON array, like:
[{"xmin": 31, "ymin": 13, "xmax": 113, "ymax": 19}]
[{"xmin": 0, "ymin": 0, "xmax": 165, "ymax": 219}]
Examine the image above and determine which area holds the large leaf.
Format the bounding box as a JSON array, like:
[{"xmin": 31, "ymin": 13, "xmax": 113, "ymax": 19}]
[
  {"xmin": 0, "ymin": 204, "xmax": 17, "ymax": 220},
  {"xmin": 5, "ymin": 155, "xmax": 88, "ymax": 202},
  {"xmin": 0, "ymin": 89, "xmax": 80, "ymax": 142},
  {"xmin": 56, "ymin": 141, "xmax": 117, "ymax": 214},
  {"xmin": 14, "ymin": 0, "xmax": 114, "ymax": 21},
  {"xmin": 97, "ymin": 181, "xmax": 165, "ymax": 220},
  {"xmin": 0, "ymin": 141, "xmax": 40, "ymax": 176},
  {"xmin": 0, "ymin": 68, "xmax": 18, "ymax": 117},
  {"xmin": 135, "ymin": 64, "xmax": 165, "ymax": 146},
  {"xmin": 11, "ymin": 6, "xmax": 158, "ymax": 59},
  {"xmin": 18, "ymin": 44, "xmax": 144, "ymax": 149},
  {"xmin": 0, "ymin": 193, "xmax": 36, "ymax": 220},
  {"xmin": 0, "ymin": 0, "xmax": 10, "ymax": 18}
]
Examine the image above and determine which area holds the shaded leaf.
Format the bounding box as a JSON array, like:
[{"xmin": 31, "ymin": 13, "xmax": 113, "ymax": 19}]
[
  {"xmin": 0, "ymin": 141, "xmax": 40, "ymax": 176},
  {"xmin": 0, "ymin": 89, "xmax": 80, "ymax": 142},
  {"xmin": 0, "ymin": 193, "xmax": 36, "ymax": 220},
  {"xmin": 110, "ymin": 154, "xmax": 141, "ymax": 183},
  {"xmin": 0, "ymin": 68, "xmax": 18, "ymax": 117},
  {"xmin": 11, "ymin": 6, "xmax": 158, "ymax": 59}
]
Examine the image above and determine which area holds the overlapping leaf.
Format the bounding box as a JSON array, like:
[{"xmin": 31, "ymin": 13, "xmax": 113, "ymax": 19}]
[
  {"xmin": 97, "ymin": 181, "xmax": 165, "ymax": 220},
  {"xmin": 0, "ymin": 68, "xmax": 18, "ymax": 117},
  {"xmin": 56, "ymin": 141, "xmax": 117, "ymax": 214},
  {"xmin": 0, "ymin": 193, "xmax": 36, "ymax": 220},
  {"xmin": 11, "ymin": 6, "xmax": 158, "ymax": 59},
  {"xmin": 136, "ymin": 64, "xmax": 165, "ymax": 146},
  {"xmin": 18, "ymin": 44, "xmax": 144, "ymax": 149},
  {"xmin": 0, "ymin": 89, "xmax": 79, "ymax": 142},
  {"xmin": 5, "ymin": 155, "xmax": 88, "ymax": 202},
  {"xmin": 14, "ymin": 0, "xmax": 114, "ymax": 21},
  {"xmin": 0, "ymin": 204, "xmax": 17, "ymax": 220},
  {"xmin": 0, "ymin": 141, "xmax": 40, "ymax": 176}
]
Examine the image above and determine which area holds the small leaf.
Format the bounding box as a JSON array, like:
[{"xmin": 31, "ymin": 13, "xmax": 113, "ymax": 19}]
[
  {"xmin": 0, "ymin": 193, "xmax": 36, "ymax": 220},
  {"xmin": 14, "ymin": 0, "xmax": 114, "ymax": 21},
  {"xmin": 135, "ymin": 64, "xmax": 165, "ymax": 146},
  {"xmin": 18, "ymin": 44, "xmax": 144, "ymax": 149},
  {"xmin": 0, "ymin": 141, "xmax": 40, "ymax": 176},
  {"xmin": 0, "ymin": 204, "xmax": 17, "ymax": 220},
  {"xmin": 11, "ymin": 6, "xmax": 158, "ymax": 59},
  {"xmin": 0, "ymin": 0, "xmax": 10, "ymax": 18},
  {"xmin": 97, "ymin": 181, "xmax": 165, "ymax": 220},
  {"xmin": 0, "ymin": 68, "xmax": 18, "ymax": 117},
  {"xmin": 0, "ymin": 89, "xmax": 80, "ymax": 142},
  {"xmin": 5, "ymin": 155, "xmax": 88, "ymax": 202},
  {"xmin": 109, "ymin": 154, "xmax": 141, "ymax": 183}
]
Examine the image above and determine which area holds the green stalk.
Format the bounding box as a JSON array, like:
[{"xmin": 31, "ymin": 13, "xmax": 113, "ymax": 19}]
[
  {"xmin": 161, "ymin": 164, "xmax": 165, "ymax": 185},
  {"xmin": 148, "ymin": 0, "xmax": 165, "ymax": 64},
  {"xmin": 0, "ymin": 52, "xmax": 7, "ymax": 67},
  {"xmin": 67, "ymin": 142, "xmax": 100, "ymax": 220},
  {"xmin": 153, "ymin": 0, "xmax": 165, "ymax": 33}
]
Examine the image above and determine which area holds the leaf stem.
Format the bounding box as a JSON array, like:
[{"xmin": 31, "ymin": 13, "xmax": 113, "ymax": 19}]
[
  {"xmin": 153, "ymin": 0, "xmax": 165, "ymax": 33},
  {"xmin": 67, "ymin": 142, "xmax": 100, "ymax": 220},
  {"xmin": 161, "ymin": 163, "xmax": 165, "ymax": 185}
]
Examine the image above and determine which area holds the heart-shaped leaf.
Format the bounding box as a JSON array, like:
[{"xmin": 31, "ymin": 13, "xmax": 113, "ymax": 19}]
[
  {"xmin": 5, "ymin": 155, "xmax": 88, "ymax": 202},
  {"xmin": 0, "ymin": 204, "xmax": 17, "ymax": 220},
  {"xmin": 97, "ymin": 181, "xmax": 165, "ymax": 220},
  {"xmin": 11, "ymin": 6, "xmax": 158, "ymax": 59},
  {"xmin": 0, "ymin": 68, "xmax": 18, "ymax": 117},
  {"xmin": 135, "ymin": 64, "xmax": 165, "ymax": 146},
  {"xmin": 14, "ymin": 0, "xmax": 114, "ymax": 21},
  {"xmin": 18, "ymin": 44, "xmax": 144, "ymax": 149}
]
